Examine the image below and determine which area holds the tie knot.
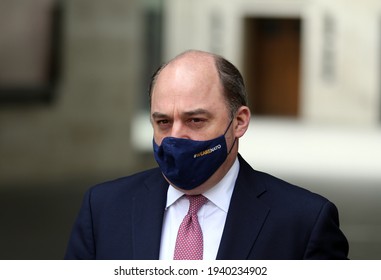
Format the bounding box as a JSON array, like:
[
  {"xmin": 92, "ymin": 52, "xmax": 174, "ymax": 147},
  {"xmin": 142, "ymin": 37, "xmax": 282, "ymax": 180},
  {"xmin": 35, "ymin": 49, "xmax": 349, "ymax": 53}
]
[{"xmin": 186, "ymin": 195, "xmax": 207, "ymax": 215}]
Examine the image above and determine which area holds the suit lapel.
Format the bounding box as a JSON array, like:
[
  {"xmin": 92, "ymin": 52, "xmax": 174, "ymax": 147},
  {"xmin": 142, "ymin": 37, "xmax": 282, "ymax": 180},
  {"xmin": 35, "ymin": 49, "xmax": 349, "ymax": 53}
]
[
  {"xmin": 216, "ymin": 155, "xmax": 270, "ymax": 259},
  {"xmin": 132, "ymin": 169, "xmax": 168, "ymax": 259}
]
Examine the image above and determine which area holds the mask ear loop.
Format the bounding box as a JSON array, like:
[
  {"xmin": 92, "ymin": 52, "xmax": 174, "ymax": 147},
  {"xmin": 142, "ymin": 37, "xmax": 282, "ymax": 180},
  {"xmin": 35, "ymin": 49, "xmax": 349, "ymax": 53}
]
[
  {"xmin": 223, "ymin": 118, "xmax": 237, "ymax": 155},
  {"xmin": 228, "ymin": 137, "xmax": 237, "ymax": 154},
  {"xmin": 223, "ymin": 118, "xmax": 234, "ymax": 135}
]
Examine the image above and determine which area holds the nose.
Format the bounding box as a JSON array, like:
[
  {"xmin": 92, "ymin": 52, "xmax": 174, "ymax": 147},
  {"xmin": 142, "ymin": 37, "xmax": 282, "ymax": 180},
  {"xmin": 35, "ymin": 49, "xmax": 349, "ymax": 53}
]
[{"xmin": 170, "ymin": 121, "xmax": 189, "ymax": 139}]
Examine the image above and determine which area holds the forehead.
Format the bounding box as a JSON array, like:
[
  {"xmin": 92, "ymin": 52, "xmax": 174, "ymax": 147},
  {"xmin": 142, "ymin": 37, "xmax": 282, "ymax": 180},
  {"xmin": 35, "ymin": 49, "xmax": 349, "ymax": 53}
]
[{"xmin": 151, "ymin": 54, "xmax": 228, "ymax": 113}]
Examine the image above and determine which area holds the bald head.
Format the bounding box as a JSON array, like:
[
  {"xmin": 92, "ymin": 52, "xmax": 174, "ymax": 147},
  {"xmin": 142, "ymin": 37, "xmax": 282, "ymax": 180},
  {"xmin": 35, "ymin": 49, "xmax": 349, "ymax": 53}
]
[
  {"xmin": 154, "ymin": 51, "xmax": 221, "ymax": 105},
  {"xmin": 149, "ymin": 50, "xmax": 248, "ymax": 118},
  {"xmin": 170, "ymin": 49, "xmax": 216, "ymax": 66}
]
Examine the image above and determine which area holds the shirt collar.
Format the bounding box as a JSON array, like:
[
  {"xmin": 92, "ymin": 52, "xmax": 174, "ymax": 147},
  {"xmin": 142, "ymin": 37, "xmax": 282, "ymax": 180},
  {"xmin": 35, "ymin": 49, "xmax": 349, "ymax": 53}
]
[{"xmin": 165, "ymin": 157, "xmax": 240, "ymax": 213}]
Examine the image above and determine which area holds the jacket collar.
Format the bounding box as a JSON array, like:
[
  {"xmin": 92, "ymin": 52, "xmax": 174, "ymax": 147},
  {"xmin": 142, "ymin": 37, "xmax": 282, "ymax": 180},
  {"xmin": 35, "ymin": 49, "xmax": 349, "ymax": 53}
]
[
  {"xmin": 216, "ymin": 154, "xmax": 270, "ymax": 259},
  {"xmin": 131, "ymin": 168, "xmax": 168, "ymax": 259}
]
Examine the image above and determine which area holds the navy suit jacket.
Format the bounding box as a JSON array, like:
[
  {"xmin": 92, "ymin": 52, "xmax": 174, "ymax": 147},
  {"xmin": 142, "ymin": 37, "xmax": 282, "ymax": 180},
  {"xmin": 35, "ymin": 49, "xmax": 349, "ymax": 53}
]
[{"xmin": 65, "ymin": 155, "xmax": 349, "ymax": 259}]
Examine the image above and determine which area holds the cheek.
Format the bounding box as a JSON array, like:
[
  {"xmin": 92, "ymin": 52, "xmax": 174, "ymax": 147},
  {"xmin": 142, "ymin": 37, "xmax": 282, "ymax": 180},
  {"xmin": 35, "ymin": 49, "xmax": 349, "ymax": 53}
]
[
  {"xmin": 224, "ymin": 125, "xmax": 237, "ymax": 146},
  {"xmin": 153, "ymin": 127, "xmax": 171, "ymax": 145},
  {"xmin": 153, "ymin": 133, "xmax": 163, "ymax": 145}
]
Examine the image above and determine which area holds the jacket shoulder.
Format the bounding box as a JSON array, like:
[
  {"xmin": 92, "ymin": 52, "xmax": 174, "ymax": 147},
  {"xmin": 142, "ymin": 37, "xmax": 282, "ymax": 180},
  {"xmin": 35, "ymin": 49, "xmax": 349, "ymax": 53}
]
[
  {"xmin": 238, "ymin": 155, "xmax": 329, "ymax": 206},
  {"xmin": 87, "ymin": 167, "xmax": 164, "ymax": 203}
]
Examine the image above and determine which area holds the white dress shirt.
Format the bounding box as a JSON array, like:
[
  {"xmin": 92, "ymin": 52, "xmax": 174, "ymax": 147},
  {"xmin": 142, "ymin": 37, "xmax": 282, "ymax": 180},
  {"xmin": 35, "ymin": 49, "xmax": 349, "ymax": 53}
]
[{"xmin": 159, "ymin": 157, "xmax": 240, "ymax": 260}]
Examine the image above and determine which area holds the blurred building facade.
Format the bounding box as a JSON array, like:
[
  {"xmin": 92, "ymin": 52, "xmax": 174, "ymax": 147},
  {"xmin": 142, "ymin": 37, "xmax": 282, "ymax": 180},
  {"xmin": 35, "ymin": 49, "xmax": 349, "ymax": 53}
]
[
  {"xmin": 0, "ymin": 0, "xmax": 380, "ymax": 259},
  {"xmin": 0, "ymin": 0, "xmax": 150, "ymax": 259},
  {"xmin": 163, "ymin": 0, "xmax": 381, "ymax": 125},
  {"xmin": 135, "ymin": 0, "xmax": 381, "ymax": 259}
]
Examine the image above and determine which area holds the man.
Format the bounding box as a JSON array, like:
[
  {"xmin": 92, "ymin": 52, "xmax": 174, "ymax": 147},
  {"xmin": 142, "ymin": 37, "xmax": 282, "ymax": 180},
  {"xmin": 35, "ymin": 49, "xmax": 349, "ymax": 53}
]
[{"xmin": 65, "ymin": 50, "xmax": 349, "ymax": 259}]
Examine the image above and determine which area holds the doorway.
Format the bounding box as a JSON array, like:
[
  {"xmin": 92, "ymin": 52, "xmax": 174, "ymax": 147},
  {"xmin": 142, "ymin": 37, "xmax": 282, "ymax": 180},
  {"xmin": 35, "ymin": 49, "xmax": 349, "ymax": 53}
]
[{"xmin": 243, "ymin": 17, "xmax": 301, "ymax": 117}]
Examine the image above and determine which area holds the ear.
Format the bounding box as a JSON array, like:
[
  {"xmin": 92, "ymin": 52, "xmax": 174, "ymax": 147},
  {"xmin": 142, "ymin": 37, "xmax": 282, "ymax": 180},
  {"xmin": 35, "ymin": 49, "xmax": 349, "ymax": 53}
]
[{"xmin": 234, "ymin": 106, "xmax": 251, "ymax": 138}]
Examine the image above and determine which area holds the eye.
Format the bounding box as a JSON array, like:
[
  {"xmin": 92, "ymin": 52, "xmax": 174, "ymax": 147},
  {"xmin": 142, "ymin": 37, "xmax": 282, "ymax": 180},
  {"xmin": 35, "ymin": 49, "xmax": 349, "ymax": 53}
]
[
  {"xmin": 157, "ymin": 119, "xmax": 169, "ymax": 125},
  {"xmin": 190, "ymin": 118, "xmax": 202, "ymax": 123},
  {"xmin": 156, "ymin": 119, "xmax": 171, "ymax": 129},
  {"xmin": 187, "ymin": 118, "xmax": 206, "ymax": 128}
]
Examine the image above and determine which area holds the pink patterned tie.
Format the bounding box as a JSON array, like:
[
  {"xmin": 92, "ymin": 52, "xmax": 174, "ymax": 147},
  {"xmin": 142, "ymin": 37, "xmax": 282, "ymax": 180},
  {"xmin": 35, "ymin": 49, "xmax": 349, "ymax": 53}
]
[{"xmin": 173, "ymin": 195, "xmax": 208, "ymax": 260}]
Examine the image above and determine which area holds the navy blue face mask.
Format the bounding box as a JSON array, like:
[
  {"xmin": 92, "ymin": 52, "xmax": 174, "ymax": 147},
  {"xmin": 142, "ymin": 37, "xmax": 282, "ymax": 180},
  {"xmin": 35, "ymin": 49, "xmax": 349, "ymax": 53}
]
[{"xmin": 153, "ymin": 120, "xmax": 235, "ymax": 190}]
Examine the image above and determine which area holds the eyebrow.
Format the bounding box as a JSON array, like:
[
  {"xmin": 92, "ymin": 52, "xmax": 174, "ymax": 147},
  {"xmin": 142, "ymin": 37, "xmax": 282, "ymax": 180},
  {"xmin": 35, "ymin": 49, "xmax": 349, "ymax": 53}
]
[
  {"xmin": 151, "ymin": 108, "xmax": 212, "ymax": 119},
  {"xmin": 151, "ymin": 112, "xmax": 169, "ymax": 119},
  {"xmin": 183, "ymin": 108, "xmax": 212, "ymax": 117}
]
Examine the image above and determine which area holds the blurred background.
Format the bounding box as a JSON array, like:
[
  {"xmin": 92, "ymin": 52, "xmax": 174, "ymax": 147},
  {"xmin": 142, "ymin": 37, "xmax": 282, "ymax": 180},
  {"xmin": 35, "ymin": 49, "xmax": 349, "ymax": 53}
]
[{"xmin": 0, "ymin": 0, "xmax": 380, "ymax": 259}]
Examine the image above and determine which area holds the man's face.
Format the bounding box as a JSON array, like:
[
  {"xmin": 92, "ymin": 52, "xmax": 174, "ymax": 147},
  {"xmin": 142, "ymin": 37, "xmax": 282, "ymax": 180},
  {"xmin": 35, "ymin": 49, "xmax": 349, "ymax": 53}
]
[{"xmin": 150, "ymin": 56, "xmax": 232, "ymax": 145}]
